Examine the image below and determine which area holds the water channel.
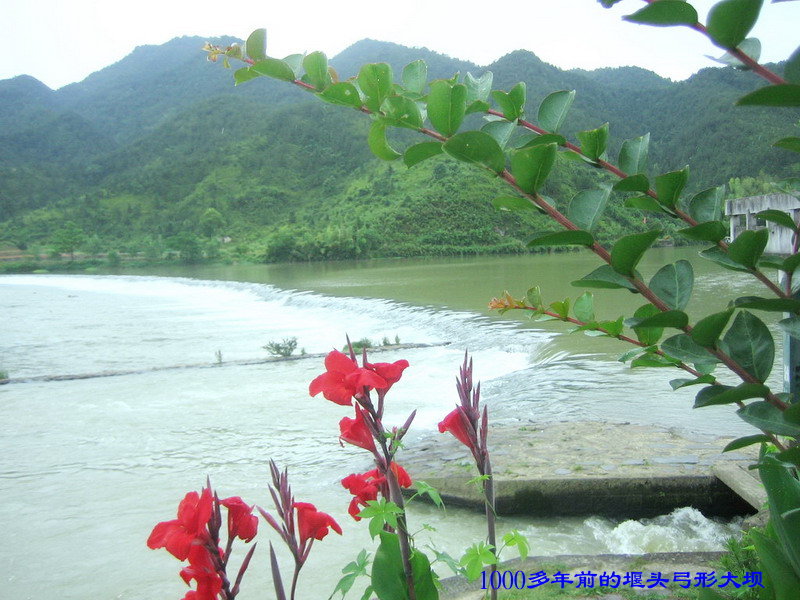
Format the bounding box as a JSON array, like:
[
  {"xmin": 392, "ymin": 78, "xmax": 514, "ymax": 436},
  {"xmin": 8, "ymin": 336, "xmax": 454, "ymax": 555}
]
[{"xmin": 0, "ymin": 248, "xmax": 775, "ymax": 599}]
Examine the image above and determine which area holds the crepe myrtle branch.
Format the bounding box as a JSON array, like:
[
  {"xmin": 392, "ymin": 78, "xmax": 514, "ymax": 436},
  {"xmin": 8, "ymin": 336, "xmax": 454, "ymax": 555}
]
[
  {"xmin": 209, "ymin": 44, "xmax": 789, "ymax": 409},
  {"xmin": 640, "ymin": 0, "xmax": 787, "ymax": 87},
  {"xmin": 487, "ymin": 109, "xmax": 787, "ymax": 299}
]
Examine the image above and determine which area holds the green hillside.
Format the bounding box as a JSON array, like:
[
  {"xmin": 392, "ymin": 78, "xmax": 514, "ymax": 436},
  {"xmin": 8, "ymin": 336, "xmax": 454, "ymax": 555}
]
[{"xmin": 0, "ymin": 35, "xmax": 796, "ymax": 267}]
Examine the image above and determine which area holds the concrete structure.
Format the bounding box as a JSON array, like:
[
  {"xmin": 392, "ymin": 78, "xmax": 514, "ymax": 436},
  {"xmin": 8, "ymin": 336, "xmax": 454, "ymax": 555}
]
[{"xmin": 725, "ymin": 193, "xmax": 800, "ymax": 255}]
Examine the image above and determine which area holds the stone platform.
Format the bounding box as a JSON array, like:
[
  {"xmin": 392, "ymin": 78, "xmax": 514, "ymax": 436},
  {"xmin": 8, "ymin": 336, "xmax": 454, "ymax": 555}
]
[{"xmin": 403, "ymin": 421, "xmax": 764, "ymax": 519}]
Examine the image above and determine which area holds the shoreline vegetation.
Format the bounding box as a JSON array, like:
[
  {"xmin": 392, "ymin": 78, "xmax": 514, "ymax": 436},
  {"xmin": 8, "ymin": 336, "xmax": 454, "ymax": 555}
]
[{"xmin": 0, "ymin": 239, "xmax": 686, "ymax": 275}]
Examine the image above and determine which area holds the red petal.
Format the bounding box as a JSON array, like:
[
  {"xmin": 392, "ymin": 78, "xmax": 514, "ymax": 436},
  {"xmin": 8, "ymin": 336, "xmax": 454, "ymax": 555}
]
[{"xmin": 325, "ymin": 350, "xmax": 358, "ymax": 374}]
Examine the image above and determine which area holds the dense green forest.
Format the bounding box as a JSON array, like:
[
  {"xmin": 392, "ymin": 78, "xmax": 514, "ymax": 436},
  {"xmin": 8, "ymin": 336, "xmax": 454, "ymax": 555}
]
[{"xmin": 0, "ymin": 36, "xmax": 796, "ymax": 268}]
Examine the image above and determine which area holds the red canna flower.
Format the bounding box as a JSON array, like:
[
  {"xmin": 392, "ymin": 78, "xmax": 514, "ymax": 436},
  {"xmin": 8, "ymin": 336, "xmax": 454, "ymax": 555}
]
[
  {"xmin": 339, "ymin": 407, "xmax": 376, "ymax": 453},
  {"xmin": 294, "ymin": 501, "xmax": 342, "ymax": 545},
  {"xmin": 390, "ymin": 462, "xmax": 413, "ymax": 488},
  {"xmin": 438, "ymin": 408, "xmax": 474, "ymax": 451},
  {"xmin": 220, "ymin": 496, "xmax": 258, "ymax": 542},
  {"xmin": 179, "ymin": 544, "xmax": 223, "ymax": 600},
  {"xmin": 341, "ymin": 472, "xmax": 383, "ymax": 520},
  {"xmin": 147, "ymin": 488, "xmax": 213, "ymax": 560},
  {"xmin": 309, "ymin": 350, "xmax": 387, "ymax": 405},
  {"xmin": 365, "ymin": 359, "xmax": 410, "ymax": 391}
]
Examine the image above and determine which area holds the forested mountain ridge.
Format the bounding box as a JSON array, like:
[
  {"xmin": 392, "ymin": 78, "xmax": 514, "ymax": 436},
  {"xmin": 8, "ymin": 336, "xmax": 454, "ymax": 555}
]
[{"xmin": 0, "ymin": 35, "xmax": 796, "ymax": 263}]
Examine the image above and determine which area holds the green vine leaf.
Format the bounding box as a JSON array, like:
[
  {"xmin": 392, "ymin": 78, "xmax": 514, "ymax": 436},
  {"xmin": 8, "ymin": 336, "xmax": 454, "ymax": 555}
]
[
  {"xmin": 688, "ymin": 186, "xmax": 726, "ymax": 223},
  {"xmin": 727, "ymin": 228, "xmax": 769, "ymax": 269},
  {"xmin": 691, "ymin": 309, "xmax": 734, "ymax": 347},
  {"xmin": 511, "ymin": 144, "xmax": 557, "ymax": 193},
  {"xmin": 610, "ymin": 230, "xmax": 661, "ymax": 276},
  {"xmin": 368, "ymin": 120, "xmax": 401, "ymax": 161},
  {"xmin": 736, "ymin": 84, "xmax": 800, "ymax": 107},
  {"xmin": 428, "ymin": 80, "xmax": 467, "ymax": 137},
  {"xmin": 577, "ymin": 123, "xmax": 609, "ymax": 161},
  {"xmin": 627, "ymin": 309, "xmax": 689, "ymax": 330},
  {"xmin": 706, "ymin": 0, "xmax": 764, "ymax": 49},
  {"xmin": 655, "ymin": 167, "xmax": 689, "ymax": 210},
  {"xmin": 491, "ymin": 82, "xmax": 526, "ymax": 122},
  {"xmin": 619, "ymin": 133, "xmax": 650, "ymax": 175},
  {"xmin": 613, "ymin": 174, "xmax": 650, "ymax": 193},
  {"xmin": 303, "ymin": 51, "xmax": 331, "ymax": 91},
  {"xmin": 649, "ymin": 260, "xmax": 694, "ymax": 311},
  {"xmin": 723, "ymin": 310, "xmax": 774, "ymax": 382},
  {"xmin": 404, "ymin": 142, "xmax": 443, "ymax": 167},
  {"xmin": 632, "ymin": 304, "xmax": 664, "ymax": 345},
  {"xmin": 677, "ymin": 221, "xmax": 728, "ymax": 243},
  {"xmin": 245, "ymin": 28, "xmax": 267, "ymax": 61},
  {"xmin": 572, "ymin": 265, "xmax": 639, "ymax": 291},
  {"xmin": 443, "ymin": 131, "xmax": 505, "ymax": 173},
  {"xmin": 694, "ymin": 383, "xmax": 770, "ymax": 408},
  {"xmin": 567, "ymin": 188, "xmax": 611, "ymax": 232},
  {"xmin": 319, "ymin": 82, "xmax": 363, "ymax": 108},
  {"xmin": 537, "ymin": 90, "xmax": 576, "ymax": 133},
  {"xmin": 402, "ymin": 60, "xmax": 428, "ymax": 95},
  {"xmin": 624, "ymin": 1, "xmax": 698, "ymax": 26},
  {"xmin": 359, "ymin": 63, "xmax": 394, "ymax": 112},
  {"xmin": 464, "ymin": 72, "xmax": 493, "ymax": 105}
]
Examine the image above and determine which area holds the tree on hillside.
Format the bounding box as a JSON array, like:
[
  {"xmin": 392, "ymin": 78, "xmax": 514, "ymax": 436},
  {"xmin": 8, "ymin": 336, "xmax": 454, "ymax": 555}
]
[{"xmin": 51, "ymin": 221, "xmax": 85, "ymax": 261}]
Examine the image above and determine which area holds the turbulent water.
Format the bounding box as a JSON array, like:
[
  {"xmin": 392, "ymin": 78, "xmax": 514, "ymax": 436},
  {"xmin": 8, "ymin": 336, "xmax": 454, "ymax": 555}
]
[{"xmin": 0, "ymin": 272, "xmax": 751, "ymax": 599}]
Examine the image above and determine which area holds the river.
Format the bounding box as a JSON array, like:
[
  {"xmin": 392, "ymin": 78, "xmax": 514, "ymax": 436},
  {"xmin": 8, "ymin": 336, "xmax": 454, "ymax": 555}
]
[{"xmin": 0, "ymin": 248, "xmax": 773, "ymax": 599}]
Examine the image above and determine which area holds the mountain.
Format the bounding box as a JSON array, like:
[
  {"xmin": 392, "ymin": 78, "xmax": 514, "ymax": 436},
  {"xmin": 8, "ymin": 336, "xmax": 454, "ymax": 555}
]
[{"xmin": 0, "ymin": 36, "xmax": 796, "ymax": 263}]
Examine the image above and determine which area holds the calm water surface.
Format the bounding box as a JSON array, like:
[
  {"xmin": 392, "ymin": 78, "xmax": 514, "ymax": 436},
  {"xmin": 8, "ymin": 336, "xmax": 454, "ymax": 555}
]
[{"xmin": 0, "ymin": 249, "xmax": 771, "ymax": 599}]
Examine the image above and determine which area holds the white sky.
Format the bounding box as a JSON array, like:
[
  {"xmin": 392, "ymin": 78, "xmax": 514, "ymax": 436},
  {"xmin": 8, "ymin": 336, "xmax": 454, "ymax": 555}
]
[{"xmin": 1, "ymin": 0, "xmax": 798, "ymax": 89}]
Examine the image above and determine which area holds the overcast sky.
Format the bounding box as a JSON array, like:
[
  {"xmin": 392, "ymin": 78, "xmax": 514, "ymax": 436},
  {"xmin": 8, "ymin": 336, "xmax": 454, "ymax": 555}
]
[{"xmin": 2, "ymin": 0, "xmax": 798, "ymax": 89}]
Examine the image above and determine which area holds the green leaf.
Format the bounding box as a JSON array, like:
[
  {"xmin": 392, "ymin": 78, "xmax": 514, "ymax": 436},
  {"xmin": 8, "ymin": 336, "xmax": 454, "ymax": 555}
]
[
  {"xmin": 649, "ymin": 260, "xmax": 694, "ymax": 310},
  {"xmin": 748, "ymin": 527, "xmax": 800, "ymax": 600},
  {"xmin": 511, "ymin": 144, "xmax": 557, "ymax": 193},
  {"xmin": 785, "ymin": 45, "xmax": 800, "ymax": 84},
  {"xmin": 572, "ymin": 265, "xmax": 638, "ymax": 291},
  {"xmin": 723, "ymin": 310, "xmax": 774, "ymax": 381},
  {"xmin": 250, "ymin": 58, "xmax": 299, "ymax": 82},
  {"xmin": 778, "ymin": 316, "xmax": 800, "ymax": 340},
  {"xmin": 234, "ymin": 67, "xmax": 262, "ymax": 86},
  {"xmin": 358, "ymin": 63, "xmax": 394, "ymax": 112},
  {"xmin": 502, "ymin": 530, "xmax": 530, "ymax": 561},
  {"xmin": 677, "ymin": 221, "xmax": 728, "ymax": 242},
  {"xmin": 402, "ymin": 60, "xmax": 427, "ymax": 95},
  {"xmin": 319, "ymin": 82, "xmax": 363, "ymax": 108},
  {"xmin": 760, "ymin": 454, "xmax": 800, "ymax": 579},
  {"xmin": 382, "ymin": 96, "xmax": 423, "ymax": 129},
  {"xmin": 737, "ymin": 84, "xmax": 800, "ymax": 107},
  {"xmin": 577, "ymin": 123, "xmax": 609, "ymax": 161},
  {"xmin": 723, "ymin": 434, "xmax": 770, "ymax": 452},
  {"xmin": 428, "ymin": 81, "xmax": 467, "ymax": 137},
  {"xmin": 443, "ymin": 131, "xmax": 505, "ymax": 173},
  {"xmin": 631, "ymin": 352, "xmax": 681, "ymax": 368},
  {"xmin": 614, "ymin": 174, "xmax": 650, "ymax": 193},
  {"xmin": 459, "ymin": 542, "xmax": 497, "ymax": 581},
  {"xmin": 662, "ymin": 333, "xmax": 720, "ymax": 366},
  {"xmin": 625, "ymin": 196, "xmax": 672, "ymax": 214},
  {"xmin": 246, "ymin": 28, "xmax": 267, "ymax": 61},
  {"xmin": 633, "ymin": 304, "xmax": 664, "ymax": 345},
  {"xmin": 573, "ymin": 292, "xmax": 595, "ymax": 322},
  {"xmin": 694, "ymin": 383, "xmax": 770, "ymax": 408},
  {"xmin": 538, "ymin": 90, "xmax": 576, "ymax": 133},
  {"xmin": 491, "ymin": 82, "xmax": 526, "ymax": 122},
  {"xmin": 774, "ymin": 137, "xmax": 800, "ymax": 153},
  {"xmin": 526, "ymin": 286, "xmax": 544, "ymax": 310},
  {"xmin": 619, "ymin": 133, "xmax": 650, "ymax": 175},
  {"xmin": 732, "ymin": 296, "xmax": 800, "ymax": 312},
  {"xmin": 372, "ymin": 532, "xmax": 407, "ymax": 600},
  {"xmin": 282, "ymin": 54, "xmax": 303, "ymax": 77},
  {"xmin": 404, "ymin": 142, "xmax": 443, "ymax": 167},
  {"xmin": 515, "ymin": 134, "xmax": 567, "ymax": 150},
  {"xmin": 709, "ymin": 37, "xmax": 762, "ymax": 68},
  {"xmin": 670, "ymin": 374, "xmax": 716, "ymax": 390},
  {"xmin": 728, "ymin": 228, "xmax": 769, "ymax": 269},
  {"xmin": 528, "ymin": 230, "xmax": 594, "ymax": 248},
  {"xmin": 409, "ymin": 549, "xmax": 439, "ymax": 600},
  {"xmin": 567, "ymin": 188, "xmax": 610, "ymax": 232},
  {"xmin": 706, "ymin": 0, "xmax": 764, "ymax": 49},
  {"xmin": 303, "ymin": 51, "xmax": 331, "ymax": 91},
  {"xmin": 739, "ymin": 402, "xmax": 800, "ymax": 437},
  {"xmin": 481, "ymin": 120, "xmax": 517, "ymax": 148},
  {"xmin": 611, "ymin": 230, "xmax": 661, "ymax": 276},
  {"xmin": 464, "ymin": 72, "xmax": 493, "ymax": 105},
  {"xmin": 758, "ymin": 209, "xmax": 798, "ymax": 231},
  {"xmin": 691, "ymin": 309, "xmax": 734, "ymax": 347},
  {"xmin": 699, "ymin": 246, "xmax": 752, "ymax": 273},
  {"xmin": 413, "ymin": 481, "xmax": 444, "ymax": 509},
  {"xmin": 783, "ymin": 253, "xmax": 800, "ymax": 274},
  {"xmin": 624, "ymin": 1, "xmax": 698, "ymax": 26},
  {"xmin": 466, "ymin": 100, "xmax": 490, "ymax": 114},
  {"xmin": 655, "ymin": 167, "xmax": 689, "ymax": 209},
  {"xmin": 492, "ymin": 196, "xmax": 540, "ymax": 213},
  {"xmin": 688, "ymin": 186, "xmax": 726, "ymax": 223},
  {"xmin": 332, "ymin": 550, "xmax": 370, "ymax": 599},
  {"xmin": 627, "ymin": 309, "xmax": 689, "ymax": 330},
  {"xmin": 368, "ymin": 120, "xmax": 401, "ymax": 161}
]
